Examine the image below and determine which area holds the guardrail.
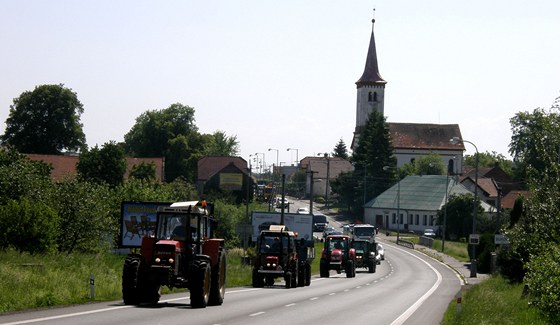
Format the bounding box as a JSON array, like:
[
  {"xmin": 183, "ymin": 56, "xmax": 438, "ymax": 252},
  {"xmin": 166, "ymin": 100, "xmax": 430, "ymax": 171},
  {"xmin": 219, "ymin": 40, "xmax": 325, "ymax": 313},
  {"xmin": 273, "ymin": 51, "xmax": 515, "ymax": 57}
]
[{"xmin": 397, "ymin": 239, "xmax": 415, "ymax": 249}]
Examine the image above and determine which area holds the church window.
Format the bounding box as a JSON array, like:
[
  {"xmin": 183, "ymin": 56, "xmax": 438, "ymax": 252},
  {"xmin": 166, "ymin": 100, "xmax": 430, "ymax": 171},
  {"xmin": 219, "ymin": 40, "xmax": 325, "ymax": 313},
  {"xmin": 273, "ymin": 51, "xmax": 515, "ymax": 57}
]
[
  {"xmin": 368, "ymin": 92, "xmax": 373, "ymax": 102},
  {"xmin": 373, "ymin": 92, "xmax": 378, "ymax": 102}
]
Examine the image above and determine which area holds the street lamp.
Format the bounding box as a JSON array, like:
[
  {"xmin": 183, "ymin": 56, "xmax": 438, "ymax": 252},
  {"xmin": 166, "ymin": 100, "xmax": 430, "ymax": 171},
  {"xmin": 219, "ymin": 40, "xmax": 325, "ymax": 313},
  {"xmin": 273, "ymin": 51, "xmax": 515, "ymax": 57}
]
[
  {"xmin": 383, "ymin": 166, "xmax": 400, "ymax": 242},
  {"xmin": 287, "ymin": 148, "xmax": 299, "ymax": 166},
  {"xmin": 268, "ymin": 148, "xmax": 279, "ymax": 179},
  {"xmin": 318, "ymin": 153, "xmax": 331, "ymax": 208},
  {"xmin": 255, "ymin": 152, "xmax": 265, "ymax": 175},
  {"xmin": 450, "ymin": 136, "xmax": 479, "ymax": 278}
]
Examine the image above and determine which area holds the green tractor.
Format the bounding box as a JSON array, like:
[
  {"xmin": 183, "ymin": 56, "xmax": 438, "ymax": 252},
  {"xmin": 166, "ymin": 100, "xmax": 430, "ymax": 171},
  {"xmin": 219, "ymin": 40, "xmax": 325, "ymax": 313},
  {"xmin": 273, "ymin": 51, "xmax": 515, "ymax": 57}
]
[{"xmin": 351, "ymin": 239, "xmax": 377, "ymax": 273}]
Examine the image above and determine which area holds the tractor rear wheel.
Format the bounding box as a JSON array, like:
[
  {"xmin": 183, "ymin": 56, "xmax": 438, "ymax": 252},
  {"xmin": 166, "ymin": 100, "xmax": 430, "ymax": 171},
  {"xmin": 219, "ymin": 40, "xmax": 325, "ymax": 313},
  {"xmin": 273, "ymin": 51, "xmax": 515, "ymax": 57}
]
[
  {"xmin": 252, "ymin": 269, "xmax": 263, "ymax": 287},
  {"xmin": 345, "ymin": 260, "xmax": 355, "ymax": 278},
  {"xmin": 320, "ymin": 260, "xmax": 329, "ymax": 278},
  {"xmin": 209, "ymin": 250, "xmax": 226, "ymax": 306},
  {"xmin": 284, "ymin": 272, "xmax": 292, "ymax": 289},
  {"xmin": 290, "ymin": 264, "xmax": 298, "ymax": 288},
  {"xmin": 297, "ymin": 264, "xmax": 305, "ymax": 287},
  {"xmin": 368, "ymin": 260, "xmax": 376, "ymax": 273},
  {"xmin": 305, "ymin": 264, "xmax": 311, "ymax": 286},
  {"xmin": 190, "ymin": 261, "xmax": 211, "ymax": 308},
  {"xmin": 122, "ymin": 255, "xmax": 142, "ymax": 305}
]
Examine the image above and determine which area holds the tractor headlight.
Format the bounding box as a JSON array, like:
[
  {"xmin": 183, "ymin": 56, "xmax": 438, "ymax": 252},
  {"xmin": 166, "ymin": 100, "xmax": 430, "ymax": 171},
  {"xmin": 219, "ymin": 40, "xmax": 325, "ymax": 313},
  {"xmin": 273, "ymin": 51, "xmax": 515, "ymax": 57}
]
[
  {"xmin": 168, "ymin": 258, "xmax": 174, "ymax": 264},
  {"xmin": 155, "ymin": 257, "xmax": 161, "ymax": 263}
]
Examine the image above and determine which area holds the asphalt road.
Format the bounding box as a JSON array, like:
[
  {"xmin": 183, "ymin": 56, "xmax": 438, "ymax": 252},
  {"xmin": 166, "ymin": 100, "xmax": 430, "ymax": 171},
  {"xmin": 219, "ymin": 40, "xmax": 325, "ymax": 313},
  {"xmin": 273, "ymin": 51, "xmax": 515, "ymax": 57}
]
[{"xmin": 0, "ymin": 240, "xmax": 461, "ymax": 325}]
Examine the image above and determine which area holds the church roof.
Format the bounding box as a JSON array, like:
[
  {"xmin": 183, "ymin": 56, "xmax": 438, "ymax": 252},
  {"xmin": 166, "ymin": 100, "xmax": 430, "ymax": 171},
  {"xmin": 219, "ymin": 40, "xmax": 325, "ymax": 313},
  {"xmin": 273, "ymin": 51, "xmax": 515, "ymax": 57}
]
[
  {"xmin": 356, "ymin": 19, "xmax": 386, "ymax": 87},
  {"xmin": 388, "ymin": 123, "xmax": 464, "ymax": 151}
]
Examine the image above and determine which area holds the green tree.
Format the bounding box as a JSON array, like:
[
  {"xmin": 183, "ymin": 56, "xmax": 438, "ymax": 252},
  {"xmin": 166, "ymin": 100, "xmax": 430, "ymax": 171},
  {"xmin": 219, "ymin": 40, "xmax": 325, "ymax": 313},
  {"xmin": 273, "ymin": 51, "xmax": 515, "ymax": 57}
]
[
  {"xmin": 400, "ymin": 153, "xmax": 446, "ymax": 176},
  {"xmin": 509, "ymin": 97, "xmax": 560, "ymax": 182},
  {"xmin": 53, "ymin": 179, "xmax": 115, "ymax": 253},
  {"xmin": 77, "ymin": 142, "xmax": 127, "ymax": 187},
  {"xmin": 204, "ymin": 131, "xmax": 240, "ymax": 156},
  {"xmin": 333, "ymin": 138, "xmax": 349, "ymax": 160},
  {"xmin": 1, "ymin": 84, "xmax": 86, "ymax": 154},
  {"xmin": 124, "ymin": 103, "xmax": 203, "ymax": 182},
  {"xmin": 129, "ymin": 162, "xmax": 157, "ymax": 182},
  {"xmin": 0, "ymin": 148, "xmax": 53, "ymax": 204},
  {"xmin": 437, "ymin": 193, "xmax": 484, "ymax": 240},
  {"xmin": 331, "ymin": 111, "xmax": 396, "ymax": 216},
  {"xmin": 464, "ymin": 151, "xmax": 514, "ymax": 176}
]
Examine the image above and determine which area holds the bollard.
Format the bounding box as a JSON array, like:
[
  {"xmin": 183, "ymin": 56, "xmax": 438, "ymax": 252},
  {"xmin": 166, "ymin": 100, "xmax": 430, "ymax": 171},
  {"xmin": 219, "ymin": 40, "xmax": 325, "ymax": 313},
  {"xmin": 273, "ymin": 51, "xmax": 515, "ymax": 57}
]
[
  {"xmin": 456, "ymin": 290, "xmax": 462, "ymax": 314},
  {"xmin": 89, "ymin": 273, "xmax": 95, "ymax": 300}
]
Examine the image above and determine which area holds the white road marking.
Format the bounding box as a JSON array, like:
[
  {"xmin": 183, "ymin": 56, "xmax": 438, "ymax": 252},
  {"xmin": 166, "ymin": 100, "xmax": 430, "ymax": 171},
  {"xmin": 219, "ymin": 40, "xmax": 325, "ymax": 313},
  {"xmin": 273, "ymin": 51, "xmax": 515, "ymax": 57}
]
[
  {"xmin": 249, "ymin": 311, "xmax": 265, "ymax": 317},
  {"xmin": 388, "ymin": 244, "xmax": 444, "ymax": 325},
  {"xmin": 285, "ymin": 303, "xmax": 296, "ymax": 307}
]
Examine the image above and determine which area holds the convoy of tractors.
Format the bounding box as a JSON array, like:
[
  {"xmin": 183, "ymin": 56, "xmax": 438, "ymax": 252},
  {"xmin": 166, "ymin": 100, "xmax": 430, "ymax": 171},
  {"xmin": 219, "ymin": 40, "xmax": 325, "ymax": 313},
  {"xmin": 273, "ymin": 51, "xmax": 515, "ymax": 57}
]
[{"xmin": 120, "ymin": 200, "xmax": 382, "ymax": 308}]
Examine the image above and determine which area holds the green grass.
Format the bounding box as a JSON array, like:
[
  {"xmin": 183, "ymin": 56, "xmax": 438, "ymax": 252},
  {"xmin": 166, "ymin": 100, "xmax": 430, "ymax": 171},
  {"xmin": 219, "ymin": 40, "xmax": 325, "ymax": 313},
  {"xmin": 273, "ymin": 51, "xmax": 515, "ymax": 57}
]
[
  {"xmin": 441, "ymin": 275, "xmax": 549, "ymax": 325},
  {"xmin": 0, "ymin": 247, "xmax": 321, "ymax": 314}
]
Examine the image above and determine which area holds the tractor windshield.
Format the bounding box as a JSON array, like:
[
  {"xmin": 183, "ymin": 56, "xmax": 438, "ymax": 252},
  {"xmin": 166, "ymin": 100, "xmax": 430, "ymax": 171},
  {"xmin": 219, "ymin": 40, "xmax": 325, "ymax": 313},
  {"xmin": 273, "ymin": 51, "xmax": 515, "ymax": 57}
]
[
  {"xmin": 260, "ymin": 235, "xmax": 289, "ymax": 254},
  {"xmin": 156, "ymin": 214, "xmax": 196, "ymax": 241},
  {"xmin": 329, "ymin": 238, "xmax": 346, "ymax": 251},
  {"xmin": 352, "ymin": 241, "xmax": 367, "ymax": 252}
]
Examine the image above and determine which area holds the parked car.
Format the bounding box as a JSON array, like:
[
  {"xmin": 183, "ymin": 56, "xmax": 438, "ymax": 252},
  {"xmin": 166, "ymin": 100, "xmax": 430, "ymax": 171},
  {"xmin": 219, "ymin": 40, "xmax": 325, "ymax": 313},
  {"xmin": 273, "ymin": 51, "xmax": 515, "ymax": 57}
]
[
  {"xmin": 322, "ymin": 227, "xmax": 336, "ymax": 238},
  {"xmin": 377, "ymin": 243, "xmax": 385, "ymax": 261},
  {"xmin": 296, "ymin": 207, "xmax": 309, "ymax": 214},
  {"xmin": 423, "ymin": 228, "xmax": 436, "ymax": 238}
]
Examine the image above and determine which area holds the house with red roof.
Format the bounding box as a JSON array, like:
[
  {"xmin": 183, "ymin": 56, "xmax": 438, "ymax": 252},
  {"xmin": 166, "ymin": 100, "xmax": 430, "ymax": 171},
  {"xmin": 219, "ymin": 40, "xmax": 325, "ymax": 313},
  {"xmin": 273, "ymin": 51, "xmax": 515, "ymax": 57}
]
[{"xmin": 196, "ymin": 156, "xmax": 253, "ymax": 203}]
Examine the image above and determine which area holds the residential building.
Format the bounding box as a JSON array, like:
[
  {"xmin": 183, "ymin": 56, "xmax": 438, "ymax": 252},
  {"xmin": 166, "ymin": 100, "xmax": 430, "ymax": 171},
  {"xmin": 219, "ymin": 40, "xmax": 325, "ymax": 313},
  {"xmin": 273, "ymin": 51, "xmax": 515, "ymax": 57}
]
[{"xmin": 364, "ymin": 175, "xmax": 494, "ymax": 233}]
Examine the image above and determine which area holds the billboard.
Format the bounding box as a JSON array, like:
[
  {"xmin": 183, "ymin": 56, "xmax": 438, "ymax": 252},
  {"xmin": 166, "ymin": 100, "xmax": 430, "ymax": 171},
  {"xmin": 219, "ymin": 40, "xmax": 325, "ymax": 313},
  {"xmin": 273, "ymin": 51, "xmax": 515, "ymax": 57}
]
[
  {"xmin": 219, "ymin": 173, "xmax": 243, "ymax": 190},
  {"xmin": 119, "ymin": 201, "xmax": 171, "ymax": 248},
  {"xmin": 251, "ymin": 211, "xmax": 313, "ymax": 245}
]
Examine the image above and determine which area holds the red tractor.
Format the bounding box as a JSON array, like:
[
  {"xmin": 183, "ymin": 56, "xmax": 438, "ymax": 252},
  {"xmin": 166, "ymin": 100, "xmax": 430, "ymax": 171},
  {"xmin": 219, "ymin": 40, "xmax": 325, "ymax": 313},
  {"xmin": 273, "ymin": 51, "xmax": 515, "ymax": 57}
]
[
  {"xmin": 320, "ymin": 235, "xmax": 356, "ymax": 278},
  {"xmin": 252, "ymin": 225, "xmax": 302, "ymax": 288},
  {"xmin": 122, "ymin": 201, "xmax": 226, "ymax": 308}
]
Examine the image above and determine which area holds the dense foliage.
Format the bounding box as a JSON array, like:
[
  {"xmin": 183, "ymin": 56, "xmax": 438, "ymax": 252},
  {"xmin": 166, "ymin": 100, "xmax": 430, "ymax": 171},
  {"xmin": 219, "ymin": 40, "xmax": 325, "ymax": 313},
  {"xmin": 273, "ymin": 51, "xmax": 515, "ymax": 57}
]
[
  {"xmin": 1, "ymin": 84, "xmax": 86, "ymax": 154},
  {"xmin": 331, "ymin": 111, "xmax": 396, "ymax": 217},
  {"xmin": 76, "ymin": 142, "xmax": 127, "ymax": 187},
  {"xmin": 501, "ymin": 95, "xmax": 560, "ymax": 321}
]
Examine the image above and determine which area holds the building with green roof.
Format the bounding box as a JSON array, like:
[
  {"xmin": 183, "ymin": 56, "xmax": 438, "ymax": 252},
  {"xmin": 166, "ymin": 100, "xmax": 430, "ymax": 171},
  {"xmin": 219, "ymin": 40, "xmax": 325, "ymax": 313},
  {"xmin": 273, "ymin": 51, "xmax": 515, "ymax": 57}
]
[{"xmin": 363, "ymin": 175, "xmax": 494, "ymax": 234}]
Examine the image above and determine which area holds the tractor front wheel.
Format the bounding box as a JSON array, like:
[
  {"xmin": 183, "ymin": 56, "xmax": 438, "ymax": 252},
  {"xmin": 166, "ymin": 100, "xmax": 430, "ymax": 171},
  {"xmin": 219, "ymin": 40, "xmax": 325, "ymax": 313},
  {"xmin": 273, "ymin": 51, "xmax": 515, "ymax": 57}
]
[
  {"xmin": 209, "ymin": 250, "xmax": 226, "ymax": 306},
  {"xmin": 122, "ymin": 255, "xmax": 143, "ymax": 305},
  {"xmin": 320, "ymin": 260, "xmax": 329, "ymax": 278},
  {"xmin": 190, "ymin": 261, "xmax": 211, "ymax": 308}
]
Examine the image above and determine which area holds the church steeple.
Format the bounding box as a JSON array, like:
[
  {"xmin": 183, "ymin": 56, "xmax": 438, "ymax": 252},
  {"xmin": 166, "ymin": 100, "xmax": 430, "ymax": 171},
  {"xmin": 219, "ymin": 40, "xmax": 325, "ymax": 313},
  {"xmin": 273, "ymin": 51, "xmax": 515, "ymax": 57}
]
[
  {"xmin": 356, "ymin": 18, "xmax": 386, "ymax": 87},
  {"xmin": 352, "ymin": 16, "xmax": 387, "ymax": 150}
]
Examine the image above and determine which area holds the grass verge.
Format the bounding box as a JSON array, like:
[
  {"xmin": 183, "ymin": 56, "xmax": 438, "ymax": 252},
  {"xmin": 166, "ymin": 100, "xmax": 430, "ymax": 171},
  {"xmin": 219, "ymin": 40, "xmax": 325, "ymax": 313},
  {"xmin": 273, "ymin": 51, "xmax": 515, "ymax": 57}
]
[{"xmin": 441, "ymin": 275, "xmax": 549, "ymax": 324}]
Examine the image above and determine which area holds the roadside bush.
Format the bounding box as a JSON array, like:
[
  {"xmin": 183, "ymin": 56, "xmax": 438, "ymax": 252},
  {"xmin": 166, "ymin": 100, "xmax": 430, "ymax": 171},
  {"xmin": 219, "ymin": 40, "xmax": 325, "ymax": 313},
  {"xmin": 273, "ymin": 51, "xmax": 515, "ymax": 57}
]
[
  {"xmin": 53, "ymin": 179, "xmax": 115, "ymax": 253},
  {"xmin": 525, "ymin": 244, "xmax": 560, "ymax": 323},
  {"xmin": 475, "ymin": 233, "xmax": 496, "ymax": 273},
  {"xmin": 0, "ymin": 199, "xmax": 59, "ymax": 254},
  {"xmin": 497, "ymin": 246, "xmax": 525, "ymax": 283}
]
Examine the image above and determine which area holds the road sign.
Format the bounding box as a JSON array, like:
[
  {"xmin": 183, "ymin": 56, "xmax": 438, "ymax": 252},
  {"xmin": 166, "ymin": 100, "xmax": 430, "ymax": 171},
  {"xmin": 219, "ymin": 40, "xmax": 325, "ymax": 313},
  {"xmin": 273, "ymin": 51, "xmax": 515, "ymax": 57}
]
[
  {"xmin": 494, "ymin": 234, "xmax": 510, "ymax": 245},
  {"xmin": 469, "ymin": 234, "xmax": 480, "ymax": 245}
]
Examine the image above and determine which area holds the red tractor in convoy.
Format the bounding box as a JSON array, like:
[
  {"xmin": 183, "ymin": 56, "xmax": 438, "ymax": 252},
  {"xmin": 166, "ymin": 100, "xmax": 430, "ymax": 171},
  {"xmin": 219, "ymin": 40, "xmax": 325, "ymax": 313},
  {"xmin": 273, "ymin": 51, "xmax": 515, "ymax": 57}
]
[
  {"xmin": 122, "ymin": 201, "xmax": 226, "ymax": 308},
  {"xmin": 320, "ymin": 234, "xmax": 356, "ymax": 278},
  {"xmin": 252, "ymin": 225, "xmax": 311, "ymax": 288}
]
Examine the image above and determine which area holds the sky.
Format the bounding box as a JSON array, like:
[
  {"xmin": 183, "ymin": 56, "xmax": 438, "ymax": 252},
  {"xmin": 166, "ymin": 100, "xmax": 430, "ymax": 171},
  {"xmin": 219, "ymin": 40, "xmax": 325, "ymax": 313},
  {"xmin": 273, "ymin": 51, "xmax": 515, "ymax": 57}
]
[{"xmin": 1, "ymin": 1, "xmax": 559, "ymax": 169}]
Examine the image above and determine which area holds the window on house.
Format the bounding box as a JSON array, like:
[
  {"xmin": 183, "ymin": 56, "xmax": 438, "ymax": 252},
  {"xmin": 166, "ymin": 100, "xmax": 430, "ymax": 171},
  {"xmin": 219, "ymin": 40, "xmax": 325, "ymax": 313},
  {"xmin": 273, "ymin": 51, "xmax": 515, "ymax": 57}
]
[
  {"xmin": 392, "ymin": 213, "xmax": 396, "ymax": 224},
  {"xmin": 410, "ymin": 158, "xmax": 415, "ymax": 164},
  {"xmin": 400, "ymin": 214, "xmax": 404, "ymax": 224},
  {"xmin": 448, "ymin": 159, "xmax": 454, "ymax": 175},
  {"xmin": 415, "ymin": 214, "xmax": 419, "ymax": 225},
  {"xmin": 423, "ymin": 215, "xmax": 427, "ymax": 225},
  {"xmin": 409, "ymin": 215, "xmax": 413, "ymax": 224},
  {"xmin": 373, "ymin": 92, "xmax": 378, "ymax": 102},
  {"xmin": 430, "ymin": 216, "xmax": 434, "ymax": 226},
  {"xmin": 368, "ymin": 92, "xmax": 373, "ymax": 102}
]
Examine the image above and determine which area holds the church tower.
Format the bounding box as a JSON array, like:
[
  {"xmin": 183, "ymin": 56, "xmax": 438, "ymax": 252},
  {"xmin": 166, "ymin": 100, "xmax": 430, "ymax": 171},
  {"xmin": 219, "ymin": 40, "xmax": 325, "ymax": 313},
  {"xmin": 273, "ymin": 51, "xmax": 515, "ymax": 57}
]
[{"xmin": 352, "ymin": 17, "xmax": 386, "ymax": 150}]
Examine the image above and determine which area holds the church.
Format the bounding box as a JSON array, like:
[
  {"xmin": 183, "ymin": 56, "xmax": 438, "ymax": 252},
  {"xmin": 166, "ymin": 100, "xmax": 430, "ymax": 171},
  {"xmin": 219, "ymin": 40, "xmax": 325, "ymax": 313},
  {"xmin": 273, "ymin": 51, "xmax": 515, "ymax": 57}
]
[{"xmin": 351, "ymin": 17, "xmax": 465, "ymax": 174}]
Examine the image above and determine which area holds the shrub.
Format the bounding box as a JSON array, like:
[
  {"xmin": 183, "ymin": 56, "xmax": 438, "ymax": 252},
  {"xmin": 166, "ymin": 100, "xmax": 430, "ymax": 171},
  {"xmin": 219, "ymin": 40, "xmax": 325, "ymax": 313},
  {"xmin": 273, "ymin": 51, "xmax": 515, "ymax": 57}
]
[
  {"xmin": 0, "ymin": 199, "xmax": 59, "ymax": 254},
  {"xmin": 525, "ymin": 244, "xmax": 560, "ymax": 323}
]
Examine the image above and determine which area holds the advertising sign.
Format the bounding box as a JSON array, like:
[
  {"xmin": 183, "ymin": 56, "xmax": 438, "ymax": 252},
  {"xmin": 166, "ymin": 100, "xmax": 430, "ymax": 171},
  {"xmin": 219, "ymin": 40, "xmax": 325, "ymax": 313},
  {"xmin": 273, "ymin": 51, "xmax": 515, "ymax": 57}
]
[
  {"xmin": 119, "ymin": 201, "xmax": 171, "ymax": 248},
  {"xmin": 251, "ymin": 212, "xmax": 313, "ymax": 245},
  {"xmin": 219, "ymin": 173, "xmax": 243, "ymax": 190}
]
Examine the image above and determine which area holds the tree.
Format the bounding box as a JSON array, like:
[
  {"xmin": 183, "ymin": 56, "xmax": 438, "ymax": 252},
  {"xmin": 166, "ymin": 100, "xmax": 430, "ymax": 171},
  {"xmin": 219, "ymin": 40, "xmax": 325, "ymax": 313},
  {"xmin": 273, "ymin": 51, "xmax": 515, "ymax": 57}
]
[
  {"xmin": 203, "ymin": 131, "xmax": 240, "ymax": 156},
  {"xmin": 129, "ymin": 162, "xmax": 157, "ymax": 182},
  {"xmin": 76, "ymin": 141, "xmax": 127, "ymax": 187},
  {"xmin": 1, "ymin": 84, "xmax": 86, "ymax": 154},
  {"xmin": 464, "ymin": 151, "xmax": 514, "ymax": 176},
  {"xmin": 331, "ymin": 111, "xmax": 396, "ymax": 216},
  {"xmin": 399, "ymin": 153, "xmax": 445, "ymax": 176},
  {"xmin": 333, "ymin": 138, "xmax": 349, "ymax": 160},
  {"xmin": 124, "ymin": 103, "xmax": 204, "ymax": 182},
  {"xmin": 437, "ymin": 193, "xmax": 484, "ymax": 240},
  {"xmin": 509, "ymin": 96, "xmax": 560, "ymax": 182}
]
